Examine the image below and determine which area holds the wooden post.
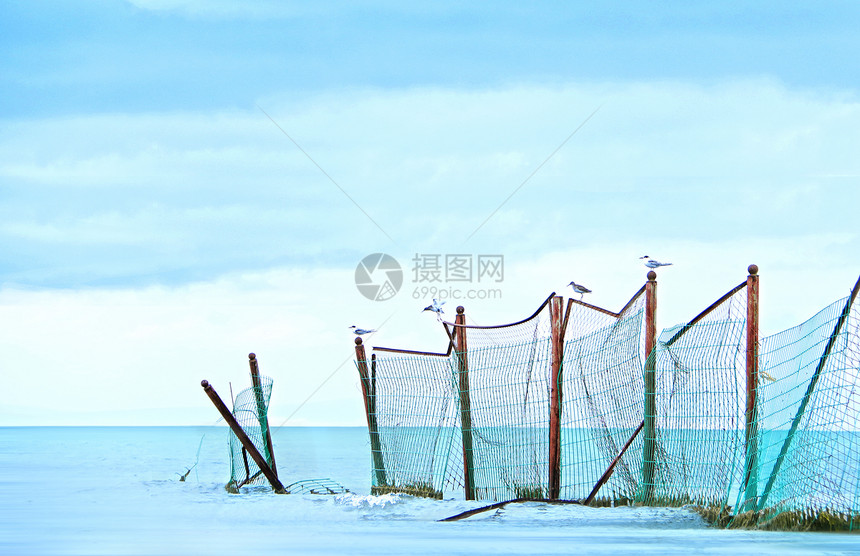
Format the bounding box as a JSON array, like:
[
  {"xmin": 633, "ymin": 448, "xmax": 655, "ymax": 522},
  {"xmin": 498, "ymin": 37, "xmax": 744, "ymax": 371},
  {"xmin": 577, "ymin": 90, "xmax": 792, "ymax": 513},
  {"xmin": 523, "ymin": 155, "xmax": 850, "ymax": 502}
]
[
  {"xmin": 743, "ymin": 265, "xmax": 760, "ymax": 510},
  {"xmin": 548, "ymin": 295, "xmax": 564, "ymax": 500},
  {"xmin": 641, "ymin": 270, "xmax": 658, "ymax": 502},
  {"xmin": 584, "ymin": 420, "xmax": 645, "ymax": 505},
  {"xmin": 355, "ymin": 338, "xmax": 387, "ymax": 488},
  {"xmin": 248, "ymin": 353, "xmax": 278, "ymax": 477},
  {"xmin": 454, "ymin": 306, "xmax": 476, "ymax": 500},
  {"xmin": 200, "ymin": 380, "xmax": 286, "ymax": 493}
]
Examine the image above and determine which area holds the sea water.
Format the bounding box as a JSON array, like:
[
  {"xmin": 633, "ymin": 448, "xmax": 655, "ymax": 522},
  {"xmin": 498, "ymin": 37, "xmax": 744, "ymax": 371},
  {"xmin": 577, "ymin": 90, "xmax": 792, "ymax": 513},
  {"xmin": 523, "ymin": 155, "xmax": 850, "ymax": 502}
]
[{"xmin": 1, "ymin": 427, "xmax": 858, "ymax": 555}]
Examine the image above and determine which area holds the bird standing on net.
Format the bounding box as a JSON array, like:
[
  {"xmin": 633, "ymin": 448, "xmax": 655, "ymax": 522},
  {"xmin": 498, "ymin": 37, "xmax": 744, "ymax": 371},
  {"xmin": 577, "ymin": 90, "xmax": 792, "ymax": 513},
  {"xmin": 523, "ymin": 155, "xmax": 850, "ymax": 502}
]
[
  {"xmin": 640, "ymin": 255, "xmax": 673, "ymax": 269},
  {"xmin": 568, "ymin": 281, "xmax": 592, "ymax": 299},
  {"xmin": 422, "ymin": 298, "xmax": 445, "ymax": 320},
  {"xmin": 349, "ymin": 325, "xmax": 376, "ymax": 336}
]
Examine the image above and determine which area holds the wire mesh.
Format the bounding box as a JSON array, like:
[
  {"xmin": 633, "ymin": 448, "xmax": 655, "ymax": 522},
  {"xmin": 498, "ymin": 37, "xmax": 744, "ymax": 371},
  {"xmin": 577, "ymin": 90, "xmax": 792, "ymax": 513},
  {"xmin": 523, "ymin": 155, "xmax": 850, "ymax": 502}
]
[
  {"xmin": 751, "ymin": 292, "xmax": 860, "ymax": 529},
  {"xmin": 227, "ymin": 374, "xmax": 275, "ymax": 490},
  {"xmin": 559, "ymin": 290, "xmax": 647, "ymax": 502},
  {"xmin": 638, "ymin": 284, "xmax": 749, "ymax": 508},
  {"xmin": 360, "ymin": 352, "xmax": 459, "ymax": 498},
  {"xmin": 458, "ymin": 305, "xmax": 554, "ymax": 500}
]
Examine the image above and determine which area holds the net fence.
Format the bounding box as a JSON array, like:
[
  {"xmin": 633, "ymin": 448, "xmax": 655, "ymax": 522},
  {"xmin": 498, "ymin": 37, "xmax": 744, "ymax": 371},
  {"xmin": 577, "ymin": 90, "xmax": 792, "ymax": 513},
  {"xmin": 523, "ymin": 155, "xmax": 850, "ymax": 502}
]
[
  {"xmin": 364, "ymin": 351, "xmax": 460, "ymax": 498},
  {"xmin": 748, "ymin": 290, "xmax": 860, "ymax": 530},
  {"xmin": 638, "ymin": 283, "xmax": 749, "ymax": 509},
  {"xmin": 227, "ymin": 374, "xmax": 276, "ymax": 490},
  {"xmin": 355, "ymin": 275, "xmax": 860, "ymax": 530},
  {"xmin": 559, "ymin": 290, "xmax": 647, "ymax": 502},
  {"xmin": 456, "ymin": 300, "xmax": 554, "ymax": 500},
  {"xmin": 360, "ymin": 290, "xmax": 650, "ymax": 502}
]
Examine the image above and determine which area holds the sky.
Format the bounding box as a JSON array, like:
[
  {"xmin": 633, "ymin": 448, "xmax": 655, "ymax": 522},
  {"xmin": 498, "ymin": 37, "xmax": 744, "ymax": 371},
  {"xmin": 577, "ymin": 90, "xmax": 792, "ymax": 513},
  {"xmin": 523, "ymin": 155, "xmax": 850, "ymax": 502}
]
[{"xmin": 1, "ymin": 1, "xmax": 859, "ymax": 426}]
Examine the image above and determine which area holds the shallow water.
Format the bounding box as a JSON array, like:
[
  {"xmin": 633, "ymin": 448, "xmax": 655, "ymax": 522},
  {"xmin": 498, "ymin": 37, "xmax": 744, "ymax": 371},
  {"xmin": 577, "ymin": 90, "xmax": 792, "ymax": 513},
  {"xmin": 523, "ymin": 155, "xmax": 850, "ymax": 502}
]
[{"xmin": 1, "ymin": 427, "xmax": 857, "ymax": 555}]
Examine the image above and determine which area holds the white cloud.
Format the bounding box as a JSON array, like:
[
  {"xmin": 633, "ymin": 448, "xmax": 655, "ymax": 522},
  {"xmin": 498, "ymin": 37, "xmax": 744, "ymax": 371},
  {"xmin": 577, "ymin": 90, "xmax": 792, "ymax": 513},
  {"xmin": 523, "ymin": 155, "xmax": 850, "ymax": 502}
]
[
  {"xmin": 1, "ymin": 229, "xmax": 856, "ymax": 426},
  {"xmin": 1, "ymin": 78, "xmax": 858, "ymax": 424}
]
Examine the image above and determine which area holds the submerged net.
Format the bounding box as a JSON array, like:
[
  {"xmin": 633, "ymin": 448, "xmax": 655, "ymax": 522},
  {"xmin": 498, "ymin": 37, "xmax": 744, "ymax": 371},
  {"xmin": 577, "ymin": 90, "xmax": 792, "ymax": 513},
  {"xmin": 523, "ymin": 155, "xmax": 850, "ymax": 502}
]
[
  {"xmin": 638, "ymin": 283, "xmax": 748, "ymax": 508},
  {"xmin": 559, "ymin": 291, "xmax": 647, "ymax": 502},
  {"xmin": 227, "ymin": 374, "xmax": 276, "ymax": 490},
  {"xmin": 749, "ymin": 292, "xmax": 860, "ymax": 529}
]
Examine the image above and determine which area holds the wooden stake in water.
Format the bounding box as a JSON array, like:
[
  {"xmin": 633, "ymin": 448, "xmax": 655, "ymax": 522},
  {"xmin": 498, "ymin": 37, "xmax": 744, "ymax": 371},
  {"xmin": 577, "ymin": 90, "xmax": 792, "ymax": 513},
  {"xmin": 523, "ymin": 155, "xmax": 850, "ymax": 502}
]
[
  {"xmin": 354, "ymin": 338, "xmax": 388, "ymax": 489},
  {"xmin": 248, "ymin": 353, "xmax": 278, "ymax": 477},
  {"xmin": 742, "ymin": 265, "xmax": 760, "ymax": 511},
  {"xmin": 641, "ymin": 270, "xmax": 658, "ymax": 502},
  {"xmin": 548, "ymin": 295, "xmax": 565, "ymax": 500},
  {"xmin": 454, "ymin": 306, "xmax": 476, "ymax": 501}
]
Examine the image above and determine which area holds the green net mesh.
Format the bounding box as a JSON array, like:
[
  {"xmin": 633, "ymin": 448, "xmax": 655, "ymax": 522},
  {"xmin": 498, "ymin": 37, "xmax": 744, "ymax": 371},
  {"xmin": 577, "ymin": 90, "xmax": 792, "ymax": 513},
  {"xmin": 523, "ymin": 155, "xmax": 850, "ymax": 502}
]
[
  {"xmin": 749, "ymin": 292, "xmax": 860, "ymax": 529},
  {"xmin": 356, "ymin": 278, "xmax": 860, "ymax": 530},
  {"xmin": 559, "ymin": 291, "xmax": 646, "ymax": 502},
  {"xmin": 456, "ymin": 304, "xmax": 554, "ymax": 500},
  {"xmin": 366, "ymin": 352, "xmax": 459, "ymax": 498},
  {"xmin": 227, "ymin": 374, "xmax": 276, "ymax": 490},
  {"xmin": 638, "ymin": 283, "xmax": 749, "ymax": 509}
]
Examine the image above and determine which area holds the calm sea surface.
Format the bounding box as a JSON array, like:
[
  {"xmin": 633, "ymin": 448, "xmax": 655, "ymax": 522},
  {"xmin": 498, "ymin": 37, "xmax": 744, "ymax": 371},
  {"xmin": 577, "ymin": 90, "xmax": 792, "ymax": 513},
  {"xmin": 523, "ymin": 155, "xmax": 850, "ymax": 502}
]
[{"xmin": 0, "ymin": 426, "xmax": 858, "ymax": 555}]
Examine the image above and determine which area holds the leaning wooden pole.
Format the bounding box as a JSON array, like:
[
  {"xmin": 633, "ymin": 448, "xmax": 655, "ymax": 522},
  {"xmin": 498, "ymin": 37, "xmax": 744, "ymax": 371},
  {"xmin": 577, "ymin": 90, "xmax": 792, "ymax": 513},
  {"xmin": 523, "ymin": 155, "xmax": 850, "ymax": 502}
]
[
  {"xmin": 200, "ymin": 380, "xmax": 286, "ymax": 493},
  {"xmin": 757, "ymin": 273, "xmax": 860, "ymax": 512},
  {"xmin": 641, "ymin": 270, "xmax": 658, "ymax": 502},
  {"xmin": 742, "ymin": 265, "xmax": 760, "ymax": 511},
  {"xmin": 355, "ymin": 338, "xmax": 387, "ymax": 489},
  {"xmin": 548, "ymin": 295, "xmax": 565, "ymax": 499},
  {"xmin": 584, "ymin": 420, "xmax": 645, "ymax": 505},
  {"xmin": 454, "ymin": 306, "xmax": 476, "ymax": 500},
  {"xmin": 248, "ymin": 353, "xmax": 278, "ymax": 477}
]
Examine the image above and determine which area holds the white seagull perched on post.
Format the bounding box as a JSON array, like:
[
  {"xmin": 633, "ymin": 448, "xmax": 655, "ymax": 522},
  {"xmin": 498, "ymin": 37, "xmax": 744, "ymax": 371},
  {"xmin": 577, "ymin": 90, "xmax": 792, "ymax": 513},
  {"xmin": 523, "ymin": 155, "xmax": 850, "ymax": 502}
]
[
  {"xmin": 422, "ymin": 298, "xmax": 445, "ymax": 320},
  {"xmin": 349, "ymin": 325, "xmax": 376, "ymax": 336},
  {"xmin": 568, "ymin": 281, "xmax": 592, "ymax": 299},
  {"xmin": 640, "ymin": 255, "xmax": 673, "ymax": 269}
]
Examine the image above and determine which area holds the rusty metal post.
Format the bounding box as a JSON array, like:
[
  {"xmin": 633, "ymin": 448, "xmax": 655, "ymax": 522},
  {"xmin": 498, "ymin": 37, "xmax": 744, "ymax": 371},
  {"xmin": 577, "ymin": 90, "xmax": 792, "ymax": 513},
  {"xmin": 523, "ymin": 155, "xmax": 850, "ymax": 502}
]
[
  {"xmin": 200, "ymin": 380, "xmax": 286, "ymax": 493},
  {"xmin": 743, "ymin": 265, "xmax": 760, "ymax": 510},
  {"xmin": 454, "ymin": 306, "xmax": 476, "ymax": 500},
  {"xmin": 355, "ymin": 338, "xmax": 387, "ymax": 488},
  {"xmin": 548, "ymin": 295, "xmax": 565, "ymax": 499},
  {"xmin": 248, "ymin": 353, "xmax": 277, "ymax": 477},
  {"xmin": 641, "ymin": 270, "xmax": 658, "ymax": 502}
]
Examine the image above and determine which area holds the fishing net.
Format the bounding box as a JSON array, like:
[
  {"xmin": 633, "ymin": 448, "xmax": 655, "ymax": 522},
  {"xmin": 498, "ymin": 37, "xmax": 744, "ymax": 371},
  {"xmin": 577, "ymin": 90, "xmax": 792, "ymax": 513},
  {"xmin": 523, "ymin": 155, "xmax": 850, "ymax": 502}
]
[
  {"xmin": 453, "ymin": 299, "xmax": 554, "ymax": 501},
  {"xmin": 361, "ymin": 351, "xmax": 460, "ymax": 498},
  {"xmin": 355, "ymin": 275, "xmax": 860, "ymax": 529},
  {"xmin": 227, "ymin": 374, "xmax": 276, "ymax": 491},
  {"xmin": 558, "ymin": 290, "xmax": 647, "ymax": 502},
  {"xmin": 636, "ymin": 283, "xmax": 749, "ymax": 508},
  {"xmin": 750, "ymin": 292, "xmax": 860, "ymax": 530}
]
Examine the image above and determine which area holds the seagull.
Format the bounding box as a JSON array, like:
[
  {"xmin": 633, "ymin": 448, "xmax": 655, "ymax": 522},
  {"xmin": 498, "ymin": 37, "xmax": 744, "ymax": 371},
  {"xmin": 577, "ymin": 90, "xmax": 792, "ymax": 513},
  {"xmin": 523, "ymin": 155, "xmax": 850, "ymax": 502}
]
[
  {"xmin": 640, "ymin": 255, "xmax": 673, "ymax": 269},
  {"xmin": 568, "ymin": 281, "xmax": 592, "ymax": 299},
  {"xmin": 349, "ymin": 326, "xmax": 376, "ymax": 336},
  {"xmin": 422, "ymin": 298, "xmax": 445, "ymax": 319}
]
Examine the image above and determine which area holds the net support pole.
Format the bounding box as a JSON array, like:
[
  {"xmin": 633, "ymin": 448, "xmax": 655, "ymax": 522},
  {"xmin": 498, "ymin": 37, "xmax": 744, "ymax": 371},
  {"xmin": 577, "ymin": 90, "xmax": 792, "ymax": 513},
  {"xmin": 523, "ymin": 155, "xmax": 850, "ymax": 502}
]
[
  {"xmin": 548, "ymin": 295, "xmax": 565, "ymax": 499},
  {"xmin": 200, "ymin": 380, "xmax": 286, "ymax": 493},
  {"xmin": 248, "ymin": 353, "xmax": 278, "ymax": 477},
  {"xmin": 641, "ymin": 270, "xmax": 658, "ymax": 502},
  {"xmin": 742, "ymin": 265, "xmax": 760, "ymax": 511},
  {"xmin": 454, "ymin": 306, "xmax": 476, "ymax": 500},
  {"xmin": 355, "ymin": 338, "xmax": 387, "ymax": 488},
  {"xmin": 757, "ymin": 274, "xmax": 860, "ymax": 512}
]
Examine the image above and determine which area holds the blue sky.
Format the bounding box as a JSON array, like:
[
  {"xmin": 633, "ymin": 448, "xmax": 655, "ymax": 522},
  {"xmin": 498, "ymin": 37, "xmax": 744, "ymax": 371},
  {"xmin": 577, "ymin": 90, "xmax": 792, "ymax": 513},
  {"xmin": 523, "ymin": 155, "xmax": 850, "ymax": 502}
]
[{"xmin": 1, "ymin": 1, "xmax": 859, "ymax": 425}]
